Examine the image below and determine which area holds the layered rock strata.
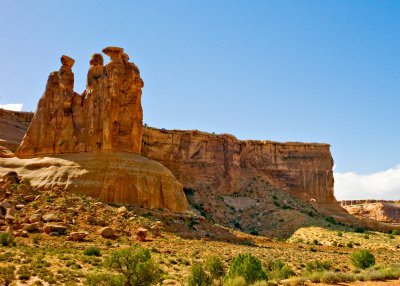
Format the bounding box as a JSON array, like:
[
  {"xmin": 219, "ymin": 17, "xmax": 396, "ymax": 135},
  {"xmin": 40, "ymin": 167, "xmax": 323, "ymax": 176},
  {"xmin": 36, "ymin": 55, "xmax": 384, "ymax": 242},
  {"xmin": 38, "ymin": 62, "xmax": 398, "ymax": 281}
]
[
  {"xmin": 16, "ymin": 47, "xmax": 144, "ymax": 156},
  {"xmin": 142, "ymin": 128, "xmax": 335, "ymax": 203}
]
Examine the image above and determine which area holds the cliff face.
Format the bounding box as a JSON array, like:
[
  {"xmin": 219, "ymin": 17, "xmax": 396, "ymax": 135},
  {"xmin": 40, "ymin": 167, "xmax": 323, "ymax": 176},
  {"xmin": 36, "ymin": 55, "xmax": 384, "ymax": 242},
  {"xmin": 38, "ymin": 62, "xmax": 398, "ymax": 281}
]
[{"xmin": 142, "ymin": 128, "xmax": 335, "ymax": 203}]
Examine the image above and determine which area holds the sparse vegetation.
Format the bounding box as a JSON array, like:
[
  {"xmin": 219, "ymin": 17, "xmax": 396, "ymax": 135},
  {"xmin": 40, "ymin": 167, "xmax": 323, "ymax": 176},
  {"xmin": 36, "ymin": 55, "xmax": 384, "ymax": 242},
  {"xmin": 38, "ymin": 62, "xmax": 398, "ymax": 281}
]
[
  {"xmin": 351, "ymin": 249, "xmax": 375, "ymax": 269},
  {"xmin": 105, "ymin": 245, "xmax": 161, "ymax": 286},
  {"xmin": 225, "ymin": 253, "xmax": 267, "ymax": 283},
  {"xmin": 84, "ymin": 246, "xmax": 101, "ymax": 257},
  {"xmin": 0, "ymin": 232, "xmax": 16, "ymax": 247},
  {"xmin": 188, "ymin": 263, "xmax": 212, "ymax": 286},
  {"xmin": 0, "ymin": 266, "xmax": 15, "ymax": 286}
]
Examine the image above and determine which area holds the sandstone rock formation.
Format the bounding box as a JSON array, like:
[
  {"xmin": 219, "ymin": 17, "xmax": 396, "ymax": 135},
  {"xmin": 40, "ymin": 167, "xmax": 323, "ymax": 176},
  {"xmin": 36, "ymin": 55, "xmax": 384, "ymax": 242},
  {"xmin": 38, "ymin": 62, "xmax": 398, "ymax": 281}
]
[
  {"xmin": 141, "ymin": 128, "xmax": 335, "ymax": 203},
  {"xmin": 0, "ymin": 152, "xmax": 187, "ymax": 213},
  {"xmin": 343, "ymin": 202, "xmax": 400, "ymax": 223},
  {"xmin": 0, "ymin": 109, "xmax": 33, "ymax": 157},
  {"xmin": 16, "ymin": 46, "xmax": 144, "ymax": 157}
]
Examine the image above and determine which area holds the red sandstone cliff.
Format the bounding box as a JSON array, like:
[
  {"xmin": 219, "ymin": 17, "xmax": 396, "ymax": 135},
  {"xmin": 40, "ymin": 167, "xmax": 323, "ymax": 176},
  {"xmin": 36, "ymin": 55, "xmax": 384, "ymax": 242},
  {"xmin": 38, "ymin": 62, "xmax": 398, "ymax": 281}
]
[{"xmin": 141, "ymin": 128, "xmax": 335, "ymax": 203}]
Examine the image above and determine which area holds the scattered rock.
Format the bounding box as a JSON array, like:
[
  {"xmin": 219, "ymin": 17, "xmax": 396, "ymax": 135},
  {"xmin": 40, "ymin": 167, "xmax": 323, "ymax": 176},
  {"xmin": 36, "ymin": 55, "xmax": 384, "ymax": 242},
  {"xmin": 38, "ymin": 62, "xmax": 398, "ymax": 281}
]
[
  {"xmin": 23, "ymin": 222, "xmax": 42, "ymax": 233},
  {"xmin": 98, "ymin": 227, "xmax": 115, "ymax": 238},
  {"xmin": 15, "ymin": 204, "xmax": 25, "ymax": 210},
  {"xmin": 42, "ymin": 213, "xmax": 60, "ymax": 222},
  {"xmin": 29, "ymin": 214, "xmax": 42, "ymax": 223},
  {"xmin": 14, "ymin": 229, "xmax": 29, "ymax": 237},
  {"xmin": 117, "ymin": 206, "xmax": 128, "ymax": 215},
  {"xmin": 136, "ymin": 227, "xmax": 148, "ymax": 242},
  {"xmin": 43, "ymin": 224, "xmax": 67, "ymax": 235},
  {"xmin": 96, "ymin": 219, "xmax": 107, "ymax": 227},
  {"xmin": 5, "ymin": 214, "xmax": 15, "ymax": 224},
  {"xmin": 24, "ymin": 195, "xmax": 35, "ymax": 202},
  {"xmin": 2, "ymin": 171, "xmax": 19, "ymax": 184},
  {"xmin": 85, "ymin": 215, "xmax": 97, "ymax": 225},
  {"xmin": 68, "ymin": 231, "xmax": 89, "ymax": 241},
  {"xmin": 151, "ymin": 221, "xmax": 163, "ymax": 237}
]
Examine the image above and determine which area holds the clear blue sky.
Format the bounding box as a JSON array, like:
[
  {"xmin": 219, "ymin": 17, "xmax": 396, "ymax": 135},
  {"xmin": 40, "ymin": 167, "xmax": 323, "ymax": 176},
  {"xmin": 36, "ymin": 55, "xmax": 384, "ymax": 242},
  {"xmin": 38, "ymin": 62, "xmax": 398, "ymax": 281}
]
[{"xmin": 1, "ymin": 1, "xmax": 399, "ymax": 177}]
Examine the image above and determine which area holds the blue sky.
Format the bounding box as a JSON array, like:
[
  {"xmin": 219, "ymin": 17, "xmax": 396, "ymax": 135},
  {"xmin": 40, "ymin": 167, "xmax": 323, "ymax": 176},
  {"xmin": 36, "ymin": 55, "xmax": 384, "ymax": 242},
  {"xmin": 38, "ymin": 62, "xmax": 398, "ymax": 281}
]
[{"xmin": 1, "ymin": 1, "xmax": 399, "ymax": 199}]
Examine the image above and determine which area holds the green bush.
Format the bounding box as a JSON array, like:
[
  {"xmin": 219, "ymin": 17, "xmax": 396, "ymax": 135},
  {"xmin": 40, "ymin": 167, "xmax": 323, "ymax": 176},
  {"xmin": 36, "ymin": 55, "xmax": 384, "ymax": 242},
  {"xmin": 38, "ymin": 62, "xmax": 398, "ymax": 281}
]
[
  {"xmin": 205, "ymin": 255, "xmax": 225, "ymax": 280},
  {"xmin": 0, "ymin": 232, "xmax": 16, "ymax": 247},
  {"xmin": 105, "ymin": 245, "xmax": 161, "ymax": 286},
  {"xmin": 225, "ymin": 253, "xmax": 267, "ymax": 283},
  {"xmin": 85, "ymin": 272, "xmax": 126, "ymax": 286},
  {"xmin": 188, "ymin": 264, "xmax": 212, "ymax": 286},
  {"xmin": 351, "ymin": 249, "xmax": 375, "ymax": 269},
  {"xmin": 0, "ymin": 266, "xmax": 15, "ymax": 286},
  {"xmin": 305, "ymin": 260, "xmax": 331, "ymax": 273},
  {"xmin": 84, "ymin": 247, "xmax": 101, "ymax": 257},
  {"xmin": 265, "ymin": 259, "xmax": 295, "ymax": 280}
]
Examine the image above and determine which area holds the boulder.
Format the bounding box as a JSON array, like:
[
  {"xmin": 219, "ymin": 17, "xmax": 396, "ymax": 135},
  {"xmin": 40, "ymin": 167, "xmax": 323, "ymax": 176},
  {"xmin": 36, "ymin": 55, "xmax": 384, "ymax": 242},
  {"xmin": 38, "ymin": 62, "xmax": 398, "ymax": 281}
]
[
  {"xmin": 24, "ymin": 195, "xmax": 35, "ymax": 202},
  {"xmin": 43, "ymin": 224, "xmax": 67, "ymax": 235},
  {"xmin": 98, "ymin": 227, "xmax": 115, "ymax": 238},
  {"xmin": 117, "ymin": 206, "xmax": 128, "ymax": 215},
  {"xmin": 68, "ymin": 231, "xmax": 89, "ymax": 241},
  {"xmin": 136, "ymin": 227, "xmax": 148, "ymax": 242},
  {"xmin": 42, "ymin": 213, "xmax": 61, "ymax": 222},
  {"xmin": 23, "ymin": 222, "xmax": 43, "ymax": 232},
  {"xmin": 29, "ymin": 214, "xmax": 42, "ymax": 223}
]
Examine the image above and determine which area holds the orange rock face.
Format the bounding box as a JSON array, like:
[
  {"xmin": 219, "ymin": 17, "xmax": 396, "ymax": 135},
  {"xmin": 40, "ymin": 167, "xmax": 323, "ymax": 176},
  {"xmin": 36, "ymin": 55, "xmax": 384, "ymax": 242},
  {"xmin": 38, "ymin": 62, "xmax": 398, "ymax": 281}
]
[
  {"xmin": 0, "ymin": 152, "xmax": 188, "ymax": 213},
  {"xmin": 142, "ymin": 128, "xmax": 335, "ymax": 203},
  {"xmin": 343, "ymin": 202, "xmax": 400, "ymax": 223},
  {"xmin": 16, "ymin": 46, "xmax": 143, "ymax": 157},
  {"xmin": 0, "ymin": 109, "xmax": 33, "ymax": 157}
]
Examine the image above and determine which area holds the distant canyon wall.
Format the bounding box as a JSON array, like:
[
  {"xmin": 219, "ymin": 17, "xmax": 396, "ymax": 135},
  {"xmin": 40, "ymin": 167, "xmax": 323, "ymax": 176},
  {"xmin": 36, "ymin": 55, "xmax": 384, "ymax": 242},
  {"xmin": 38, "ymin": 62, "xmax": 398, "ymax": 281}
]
[{"xmin": 141, "ymin": 128, "xmax": 335, "ymax": 203}]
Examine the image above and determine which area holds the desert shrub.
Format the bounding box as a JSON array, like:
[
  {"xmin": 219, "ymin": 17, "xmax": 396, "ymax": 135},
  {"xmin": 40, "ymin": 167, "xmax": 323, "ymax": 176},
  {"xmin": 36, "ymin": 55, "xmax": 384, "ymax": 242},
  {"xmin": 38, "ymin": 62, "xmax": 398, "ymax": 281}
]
[
  {"xmin": 265, "ymin": 259, "xmax": 295, "ymax": 280},
  {"xmin": 347, "ymin": 242, "xmax": 353, "ymax": 248},
  {"xmin": 105, "ymin": 245, "xmax": 161, "ymax": 286},
  {"xmin": 320, "ymin": 271, "xmax": 341, "ymax": 284},
  {"xmin": 337, "ymin": 231, "xmax": 343, "ymax": 237},
  {"xmin": 205, "ymin": 255, "xmax": 225, "ymax": 280},
  {"xmin": 305, "ymin": 260, "xmax": 331, "ymax": 273},
  {"xmin": 354, "ymin": 227, "xmax": 365, "ymax": 233},
  {"xmin": 188, "ymin": 263, "xmax": 212, "ymax": 286},
  {"xmin": 325, "ymin": 216, "xmax": 336, "ymax": 225},
  {"xmin": 0, "ymin": 232, "xmax": 16, "ymax": 247},
  {"xmin": 84, "ymin": 247, "xmax": 101, "ymax": 257},
  {"xmin": 0, "ymin": 266, "xmax": 15, "ymax": 286},
  {"xmin": 225, "ymin": 253, "xmax": 267, "ymax": 283},
  {"xmin": 308, "ymin": 272, "xmax": 322, "ymax": 283},
  {"xmin": 85, "ymin": 272, "xmax": 126, "ymax": 286},
  {"xmin": 351, "ymin": 249, "xmax": 375, "ymax": 269},
  {"xmin": 32, "ymin": 234, "xmax": 41, "ymax": 245},
  {"xmin": 222, "ymin": 276, "xmax": 246, "ymax": 286}
]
